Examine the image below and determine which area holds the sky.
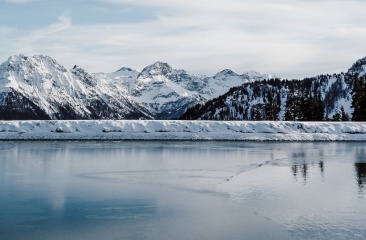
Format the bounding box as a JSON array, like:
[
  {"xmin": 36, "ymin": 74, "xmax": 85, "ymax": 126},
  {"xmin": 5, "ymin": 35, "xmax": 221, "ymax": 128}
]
[{"xmin": 1, "ymin": 0, "xmax": 366, "ymax": 79}]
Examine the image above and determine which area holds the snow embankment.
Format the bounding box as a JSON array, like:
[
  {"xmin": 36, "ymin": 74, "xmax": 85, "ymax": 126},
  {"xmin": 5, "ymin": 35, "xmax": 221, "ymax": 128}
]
[{"xmin": 0, "ymin": 120, "xmax": 366, "ymax": 141}]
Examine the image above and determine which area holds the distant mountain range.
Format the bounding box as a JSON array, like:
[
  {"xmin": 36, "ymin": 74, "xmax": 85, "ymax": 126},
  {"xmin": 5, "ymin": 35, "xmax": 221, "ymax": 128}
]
[
  {"xmin": 0, "ymin": 54, "xmax": 273, "ymax": 120},
  {"xmin": 0, "ymin": 54, "xmax": 365, "ymax": 121}
]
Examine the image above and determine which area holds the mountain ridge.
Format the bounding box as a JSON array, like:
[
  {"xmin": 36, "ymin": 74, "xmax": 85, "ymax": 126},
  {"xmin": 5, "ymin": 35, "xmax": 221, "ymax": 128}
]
[
  {"xmin": 179, "ymin": 56, "xmax": 366, "ymax": 121},
  {"xmin": 0, "ymin": 54, "xmax": 272, "ymax": 120},
  {"xmin": 1, "ymin": 54, "xmax": 365, "ymax": 121}
]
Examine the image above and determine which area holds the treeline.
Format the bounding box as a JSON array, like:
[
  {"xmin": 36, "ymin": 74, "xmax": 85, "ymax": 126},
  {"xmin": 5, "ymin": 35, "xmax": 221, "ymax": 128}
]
[
  {"xmin": 351, "ymin": 75, "xmax": 366, "ymax": 121},
  {"xmin": 0, "ymin": 91, "xmax": 50, "ymax": 120},
  {"xmin": 179, "ymin": 73, "xmax": 365, "ymax": 121}
]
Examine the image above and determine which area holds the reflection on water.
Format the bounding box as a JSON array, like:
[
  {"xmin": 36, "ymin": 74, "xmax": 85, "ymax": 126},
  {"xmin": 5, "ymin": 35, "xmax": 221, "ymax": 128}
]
[
  {"xmin": 218, "ymin": 142, "xmax": 366, "ymax": 240},
  {"xmin": 291, "ymin": 161, "xmax": 324, "ymax": 183},
  {"xmin": 291, "ymin": 163, "xmax": 309, "ymax": 181},
  {"xmin": 319, "ymin": 161, "xmax": 324, "ymax": 176},
  {"xmin": 289, "ymin": 147, "xmax": 366, "ymax": 198},
  {"xmin": 355, "ymin": 163, "xmax": 366, "ymax": 194},
  {"xmin": 354, "ymin": 145, "xmax": 366, "ymax": 196},
  {"xmin": 0, "ymin": 141, "xmax": 366, "ymax": 240}
]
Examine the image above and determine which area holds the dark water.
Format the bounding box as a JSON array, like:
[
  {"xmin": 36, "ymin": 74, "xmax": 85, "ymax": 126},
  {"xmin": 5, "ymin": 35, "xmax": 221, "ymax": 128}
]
[{"xmin": 0, "ymin": 141, "xmax": 365, "ymax": 240}]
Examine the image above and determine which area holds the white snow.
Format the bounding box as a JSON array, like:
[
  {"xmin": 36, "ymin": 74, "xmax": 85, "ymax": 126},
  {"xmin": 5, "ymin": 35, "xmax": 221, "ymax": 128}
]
[
  {"xmin": 98, "ymin": 63, "xmax": 270, "ymax": 117},
  {"xmin": 0, "ymin": 55, "xmax": 155, "ymax": 119},
  {"xmin": 0, "ymin": 120, "xmax": 365, "ymax": 141}
]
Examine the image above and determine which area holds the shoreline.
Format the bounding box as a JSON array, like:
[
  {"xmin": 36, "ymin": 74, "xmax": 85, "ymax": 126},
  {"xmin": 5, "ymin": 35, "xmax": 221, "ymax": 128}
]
[{"xmin": 0, "ymin": 120, "xmax": 366, "ymax": 141}]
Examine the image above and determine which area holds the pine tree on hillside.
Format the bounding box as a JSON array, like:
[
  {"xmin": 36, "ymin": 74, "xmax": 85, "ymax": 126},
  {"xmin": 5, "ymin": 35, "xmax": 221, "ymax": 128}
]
[
  {"xmin": 341, "ymin": 106, "xmax": 350, "ymax": 121},
  {"xmin": 264, "ymin": 91, "xmax": 279, "ymax": 120},
  {"xmin": 309, "ymin": 92, "xmax": 324, "ymax": 121},
  {"xmin": 351, "ymin": 75, "xmax": 366, "ymax": 121},
  {"xmin": 251, "ymin": 105, "xmax": 264, "ymax": 120},
  {"xmin": 361, "ymin": 79, "xmax": 366, "ymax": 120},
  {"xmin": 285, "ymin": 90, "xmax": 324, "ymax": 121},
  {"xmin": 332, "ymin": 111, "xmax": 341, "ymax": 121}
]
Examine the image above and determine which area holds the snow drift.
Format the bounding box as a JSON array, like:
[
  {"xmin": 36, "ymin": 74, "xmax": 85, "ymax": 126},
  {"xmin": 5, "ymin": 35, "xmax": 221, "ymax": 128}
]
[{"xmin": 0, "ymin": 120, "xmax": 366, "ymax": 141}]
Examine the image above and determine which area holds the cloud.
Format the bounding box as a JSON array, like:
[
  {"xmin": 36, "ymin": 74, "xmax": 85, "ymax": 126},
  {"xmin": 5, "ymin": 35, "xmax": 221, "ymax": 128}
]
[
  {"xmin": 5, "ymin": 0, "xmax": 34, "ymax": 3},
  {"xmin": 80, "ymin": 0, "xmax": 366, "ymax": 77},
  {"xmin": 1, "ymin": 0, "xmax": 366, "ymax": 79},
  {"xmin": 9, "ymin": 11, "xmax": 72, "ymax": 54}
]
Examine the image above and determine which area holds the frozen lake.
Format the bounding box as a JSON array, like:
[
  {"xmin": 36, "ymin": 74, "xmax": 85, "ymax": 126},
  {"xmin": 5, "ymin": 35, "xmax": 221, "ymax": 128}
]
[{"xmin": 0, "ymin": 141, "xmax": 365, "ymax": 240}]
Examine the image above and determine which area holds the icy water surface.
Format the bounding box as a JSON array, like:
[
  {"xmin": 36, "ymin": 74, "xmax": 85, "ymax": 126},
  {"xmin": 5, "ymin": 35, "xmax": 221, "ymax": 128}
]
[{"xmin": 0, "ymin": 141, "xmax": 365, "ymax": 240}]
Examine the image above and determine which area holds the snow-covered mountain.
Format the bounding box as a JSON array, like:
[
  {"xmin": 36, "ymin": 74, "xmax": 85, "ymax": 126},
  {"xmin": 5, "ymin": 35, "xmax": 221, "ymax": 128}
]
[
  {"xmin": 0, "ymin": 55, "xmax": 152, "ymax": 120},
  {"xmin": 179, "ymin": 57, "xmax": 366, "ymax": 121},
  {"xmin": 0, "ymin": 54, "xmax": 270, "ymax": 120},
  {"xmin": 96, "ymin": 62, "xmax": 271, "ymax": 119},
  {"xmin": 3, "ymin": 53, "xmax": 363, "ymax": 121}
]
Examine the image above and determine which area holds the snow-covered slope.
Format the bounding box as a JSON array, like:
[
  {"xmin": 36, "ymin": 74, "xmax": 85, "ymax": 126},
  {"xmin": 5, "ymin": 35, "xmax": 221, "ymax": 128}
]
[
  {"xmin": 180, "ymin": 57, "xmax": 366, "ymax": 121},
  {"xmin": 0, "ymin": 120, "xmax": 366, "ymax": 141},
  {"xmin": 127, "ymin": 62, "xmax": 202, "ymax": 119},
  {"xmin": 0, "ymin": 55, "xmax": 153, "ymax": 120},
  {"xmin": 96, "ymin": 62, "xmax": 272, "ymax": 119},
  {"xmin": 0, "ymin": 54, "xmax": 276, "ymax": 120}
]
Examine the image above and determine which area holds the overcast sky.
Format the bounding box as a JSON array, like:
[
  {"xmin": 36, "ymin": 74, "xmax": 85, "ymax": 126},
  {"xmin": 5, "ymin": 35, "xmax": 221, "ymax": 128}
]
[{"xmin": 1, "ymin": 0, "xmax": 366, "ymax": 79}]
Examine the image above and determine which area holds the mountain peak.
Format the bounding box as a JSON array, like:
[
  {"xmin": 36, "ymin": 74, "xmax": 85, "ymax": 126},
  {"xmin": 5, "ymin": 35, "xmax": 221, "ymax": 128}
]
[
  {"xmin": 8, "ymin": 54, "xmax": 25, "ymax": 63},
  {"xmin": 139, "ymin": 62, "xmax": 172, "ymax": 78},
  {"xmin": 242, "ymin": 70, "xmax": 277, "ymax": 80},
  {"xmin": 71, "ymin": 65, "xmax": 98, "ymax": 87},
  {"xmin": 348, "ymin": 56, "xmax": 366, "ymax": 77},
  {"xmin": 116, "ymin": 67, "xmax": 134, "ymax": 72},
  {"xmin": 214, "ymin": 69, "xmax": 238, "ymax": 79},
  {"xmin": 150, "ymin": 61, "xmax": 171, "ymax": 68},
  {"xmin": 73, "ymin": 65, "xmax": 82, "ymax": 70},
  {"xmin": 6, "ymin": 54, "xmax": 36, "ymax": 66},
  {"xmin": 2, "ymin": 54, "xmax": 68, "ymax": 75},
  {"xmin": 6, "ymin": 54, "xmax": 61, "ymax": 67},
  {"xmin": 71, "ymin": 65, "xmax": 89, "ymax": 75}
]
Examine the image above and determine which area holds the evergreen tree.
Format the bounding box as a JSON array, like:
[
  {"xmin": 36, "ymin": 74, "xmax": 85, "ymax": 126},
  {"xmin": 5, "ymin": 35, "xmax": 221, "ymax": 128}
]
[
  {"xmin": 332, "ymin": 112, "xmax": 341, "ymax": 121},
  {"xmin": 251, "ymin": 105, "xmax": 264, "ymax": 120},
  {"xmin": 351, "ymin": 75, "xmax": 366, "ymax": 121},
  {"xmin": 362, "ymin": 76, "xmax": 366, "ymax": 120},
  {"xmin": 313, "ymin": 92, "xmax": 325, "ymax": 121},
  {"xmin": 341, "ymin": 106, "xmax": 350, "ymax": 121},
  {"xmin": 301, "ymin": 95, "xmax": 314, "ymax": 121},
  {"xmin": 264, "ymin": 91, "xmax": 279, "ymax": 120},
  {"xmin": 285, "ymin": 95, "xmax": 302, "ymax": 121}
]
